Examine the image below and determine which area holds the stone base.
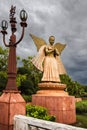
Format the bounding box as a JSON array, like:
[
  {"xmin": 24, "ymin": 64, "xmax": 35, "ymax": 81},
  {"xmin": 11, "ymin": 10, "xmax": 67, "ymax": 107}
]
[
  {"xmin": 38, "ymin": 82, "xmax": 66, "ymax": 90},
  {"xmin": 38, "ymin": 82, "xmax": 68, "ymax": 96},
  {"xmin": 37, "ymin": 89, "xmax": 68, "ymax": 96},
  {"xmin": 32, "ymin": 83, "xmax": 76, "ymax": 124},
  {"xmin": 0, "ymin": 91, "xmax": 26, "ymax": 130},
  {"xmin": 32, "ymin": 94, "xmax": 76, "ymax": 124}
]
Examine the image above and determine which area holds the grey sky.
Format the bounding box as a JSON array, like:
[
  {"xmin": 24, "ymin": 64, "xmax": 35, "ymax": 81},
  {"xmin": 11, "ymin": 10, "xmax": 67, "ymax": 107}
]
[{"xmin": 0, "ymin": 0, "xmax": 87, "ymax": 85}]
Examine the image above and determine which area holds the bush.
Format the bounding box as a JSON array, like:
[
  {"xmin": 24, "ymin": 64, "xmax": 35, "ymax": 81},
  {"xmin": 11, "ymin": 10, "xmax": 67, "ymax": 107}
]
[
  {"xmin": 0, "ymin": 71, "xmax": 7, "ymax": 92},
  {"xmin": 22, "ymin": 94, "xmax": 32, "ymax": 102},
  {"xmin": 76, "ymin": 100, "xmax": 87, "ymax": 114},
  {"xmin": 26, "ymin": 104, "xmax": 55, "ymax": 122}
]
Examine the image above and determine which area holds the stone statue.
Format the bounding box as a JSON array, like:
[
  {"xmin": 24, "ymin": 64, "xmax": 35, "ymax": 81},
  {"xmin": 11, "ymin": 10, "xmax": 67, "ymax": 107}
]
[
  {"xmin": 30, "ymin": 34, "xmax": 66, "ymax": 83},
  {"xmin": 30, "ymin": 35, "xmax": 76, "ymax": 124}
]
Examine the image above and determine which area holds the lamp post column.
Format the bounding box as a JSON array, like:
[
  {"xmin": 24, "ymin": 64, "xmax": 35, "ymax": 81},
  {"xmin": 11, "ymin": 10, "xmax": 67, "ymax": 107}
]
[
  {"xmin": 0, "ymin": 5, "xmax": 28, "ymax": 130},
  {"xmin": 1, "ymin": 5, "xmax": 27, "ymax": 91},
  {"xmin": 5, "ymin": 34, "xmax": 17, "ymax": 91}
]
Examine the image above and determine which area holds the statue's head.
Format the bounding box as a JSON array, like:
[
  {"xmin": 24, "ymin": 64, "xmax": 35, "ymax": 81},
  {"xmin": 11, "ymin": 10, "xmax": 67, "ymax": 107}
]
[{"xmin": 49, "ymin": 36, "xmax": 55, "ymax": 45}]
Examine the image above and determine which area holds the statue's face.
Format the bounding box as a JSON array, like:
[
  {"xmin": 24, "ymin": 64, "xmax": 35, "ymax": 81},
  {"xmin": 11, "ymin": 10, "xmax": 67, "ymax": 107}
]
[{"xmin": 49, "ymin": 36, "xmax": 55, "ymax": 45}]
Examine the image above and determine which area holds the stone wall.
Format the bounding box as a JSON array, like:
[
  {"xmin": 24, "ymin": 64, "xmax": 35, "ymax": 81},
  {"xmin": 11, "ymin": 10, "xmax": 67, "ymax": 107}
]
[{"xmin": 14, "ymin": 115, "xmax": 86, "ymax": 130}]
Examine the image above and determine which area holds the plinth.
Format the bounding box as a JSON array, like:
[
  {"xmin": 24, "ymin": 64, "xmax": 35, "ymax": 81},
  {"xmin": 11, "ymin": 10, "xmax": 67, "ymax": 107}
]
[
  {"xmin": 32, "ymin": 82, "xmax": 76, "ymax": 124},
  {"xmin": 0, "ymin": 90, "xmax": 26, "ymax": 130}
]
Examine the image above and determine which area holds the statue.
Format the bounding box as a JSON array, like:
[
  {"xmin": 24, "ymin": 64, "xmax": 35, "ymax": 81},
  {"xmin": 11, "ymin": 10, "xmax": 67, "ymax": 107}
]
[
  {"xmin": 30, "ymin": 34, "xmax": 66, "ymax": 83},
  {"xmin": 30, "ymin": 34, "xmax": 76, "ymax": 125}
]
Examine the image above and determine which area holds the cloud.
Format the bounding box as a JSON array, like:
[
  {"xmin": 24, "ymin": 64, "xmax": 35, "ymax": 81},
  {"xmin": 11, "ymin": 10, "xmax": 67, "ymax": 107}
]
[{"xmin": 0, "ymin": 0, "xmax": 87, "ymax": 85}]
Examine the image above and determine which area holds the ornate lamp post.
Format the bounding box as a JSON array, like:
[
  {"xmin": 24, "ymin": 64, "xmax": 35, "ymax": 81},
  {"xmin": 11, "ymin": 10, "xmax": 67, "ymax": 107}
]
[
  {"xmin": 1, "ymin": 5, "xmax": 27, "ymax": 92},
  {"xmin": 0, "ymin": 6, "xmax": 28, "ymax": 130}
]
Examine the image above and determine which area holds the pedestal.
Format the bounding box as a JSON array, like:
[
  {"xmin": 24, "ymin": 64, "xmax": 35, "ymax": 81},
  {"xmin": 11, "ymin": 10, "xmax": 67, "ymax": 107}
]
[
  {"xmin": 32, "ymin": 82, "xmax": 76, "ymax": 124},
  {"xmin": 0, "ymin": 91, "xmax": 26, "ymax": 130}
]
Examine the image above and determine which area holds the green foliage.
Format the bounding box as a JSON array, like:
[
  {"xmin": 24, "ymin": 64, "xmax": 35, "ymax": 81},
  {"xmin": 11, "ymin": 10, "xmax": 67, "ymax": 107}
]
[
  {"xmin": 0, "ymin": 46, "xmax": 8, "ymax": 71},
  {"xmin": 16, "ymin": 74, "xmax": 27, "ymax": 87},
  {"xmin": 22, "ymin": 94, "xmax": 32, "ymax": 102},
  {"xmin": 81, "ymin": 86, "xmax": 87, "ymax": 97},
  {"xmin": 0, "ymin": 46, "xmax": 8, "ymax": 93},
  {"xmin": 76, "ymin": 100, "xmax": 87, "ymax": 114},
  {"xmin": 0, "ymin": 71, "xmax": 7, "ymax": 92},
  {"xmin": 84, "ymin": 85, "xmax": 87, "ymax": 92},
  {"xmin": 76, "ymin": 114, "xmax": 87, "ymax": 128},
  {"xmin": 22, "ymin": 56, "xmax": 42, "ymax": 87},
  {"xmin": 17, "ymin": 56, "xmax": 42, "ymax": 99},
  {"xmin": 60, "ymin": 74, "xmax": 85, "ymax": 97},
  {"xmin": 26, "ymin": 104, "xmax": 55, "ymax": 122},
  {"xmin": 19, "ymin": 79, "xmax": 35, "ymax": 95}
]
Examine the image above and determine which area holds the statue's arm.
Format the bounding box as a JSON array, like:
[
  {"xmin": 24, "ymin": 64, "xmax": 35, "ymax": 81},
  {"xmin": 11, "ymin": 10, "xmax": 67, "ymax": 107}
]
[{"xmin": 45, "ymin": 46, "xmax": 54, "ymax": 55}]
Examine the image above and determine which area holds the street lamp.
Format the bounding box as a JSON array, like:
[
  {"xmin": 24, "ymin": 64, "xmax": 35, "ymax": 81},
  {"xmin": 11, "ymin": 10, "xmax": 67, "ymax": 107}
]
[
  {"xmin": 1, "ymin": 20, "xmax": 8, "ymax": 31},
  {"xmin": 0, "ymin": 5, "xmax": 28, "ymax": 91},
  {"xmin": 20, "ymin": 9, "xmax": 28, "ymax": 21}
]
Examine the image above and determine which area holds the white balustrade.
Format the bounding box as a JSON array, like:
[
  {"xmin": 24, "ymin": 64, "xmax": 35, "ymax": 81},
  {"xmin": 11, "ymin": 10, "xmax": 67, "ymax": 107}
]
[{"xmin": 14, "ymin": 115, "xmax": 86, "ymax": 130}]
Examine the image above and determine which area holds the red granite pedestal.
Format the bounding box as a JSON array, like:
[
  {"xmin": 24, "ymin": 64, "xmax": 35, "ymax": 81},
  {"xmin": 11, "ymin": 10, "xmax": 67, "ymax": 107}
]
[
  {"xmin": 0, "ymin": 91, "xmax": 26, "ymax": 130},
  {"xmin": 32, "ymin": 82, "xmax": 76, "ymax": 124}
]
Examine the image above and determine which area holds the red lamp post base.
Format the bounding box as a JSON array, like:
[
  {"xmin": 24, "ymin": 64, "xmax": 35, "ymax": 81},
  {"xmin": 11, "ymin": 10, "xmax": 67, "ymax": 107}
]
[{"xmin": 0, "ymin": 91, "xmax": 26, "ymax": 130}]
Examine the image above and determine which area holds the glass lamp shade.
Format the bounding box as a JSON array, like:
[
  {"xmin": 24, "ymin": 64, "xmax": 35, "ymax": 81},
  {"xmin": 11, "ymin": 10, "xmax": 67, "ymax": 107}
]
[
  {"xmin": 20, "ymin": 9, "xmax": 28, "ymax": 21},
  {"xmin": 1, "ymin": 20, "xmax": 8, "ymax": 31}
]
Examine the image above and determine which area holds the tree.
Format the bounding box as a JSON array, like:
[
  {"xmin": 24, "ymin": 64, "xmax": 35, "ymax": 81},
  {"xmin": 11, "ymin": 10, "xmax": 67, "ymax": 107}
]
[
  {"xmin": 0, "ymin": 46, "xmax": 8, "ymax": 94},
  {"xmin": 17, "ymin": 56, "xmax": 42, "ymax": 101},
  {"xmin": 60, "ymin": 74, "xmax": 85, "ymax": 97},
  {"xmin": 0, "ymin": 71, "xmax": 7, "ymax": 95},
  {"xmin": 0, "ymin": 45, "xmax": 86, "ymax": 99},
  {"xmin": 0, "ymin": 46, "xmax": 8, "ymax": 71}
]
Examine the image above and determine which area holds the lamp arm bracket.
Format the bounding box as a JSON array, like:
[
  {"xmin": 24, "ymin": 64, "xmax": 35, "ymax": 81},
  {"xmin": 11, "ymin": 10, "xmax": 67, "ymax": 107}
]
[
  {"xmin": 14, "ymin": 26, "xmax": 25, "ymax": 46},
  {"xmin": 3, "ymin": 34, "xmax": 10, "ymax": 47}
]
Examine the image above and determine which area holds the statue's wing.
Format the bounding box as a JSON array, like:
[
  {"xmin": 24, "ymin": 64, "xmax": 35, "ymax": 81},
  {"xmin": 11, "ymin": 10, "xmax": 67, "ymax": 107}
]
[
  {"xmin": 31, "ymin": 45, "xmax": 46, "ymax": 71},
  {"xmin": 30, "ymin": 34, "xmax": 46, "ymax": 51},
  {"xmin": 54, "ymin": 43, "xmax": 66, "ymax": 54}
]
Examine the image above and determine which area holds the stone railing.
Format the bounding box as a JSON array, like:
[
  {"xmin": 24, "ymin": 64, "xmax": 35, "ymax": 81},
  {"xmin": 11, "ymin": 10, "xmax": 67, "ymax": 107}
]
[{"xmin": 14, "ymin": 115, "xmax": 86, "ymax": 130}]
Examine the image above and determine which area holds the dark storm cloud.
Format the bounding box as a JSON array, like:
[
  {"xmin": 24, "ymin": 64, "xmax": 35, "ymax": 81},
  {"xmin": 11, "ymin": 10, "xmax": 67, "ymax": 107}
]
[{"xmin": 0, "ymin": 0, "xmax": 87, "ymax": 85}]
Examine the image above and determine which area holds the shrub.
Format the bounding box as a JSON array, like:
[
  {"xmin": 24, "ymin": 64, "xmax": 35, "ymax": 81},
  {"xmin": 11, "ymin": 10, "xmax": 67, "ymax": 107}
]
[
  {"xmin": 26, "ymin": 104, "xmax": 55, "ymax": 122},
  {"xmin": 76, "ymin": 100, "xmax": 87, "ymax": 114},
  {"xmin": 22, "ymin": 94, "xmax": 32, "ymax": 102}
]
